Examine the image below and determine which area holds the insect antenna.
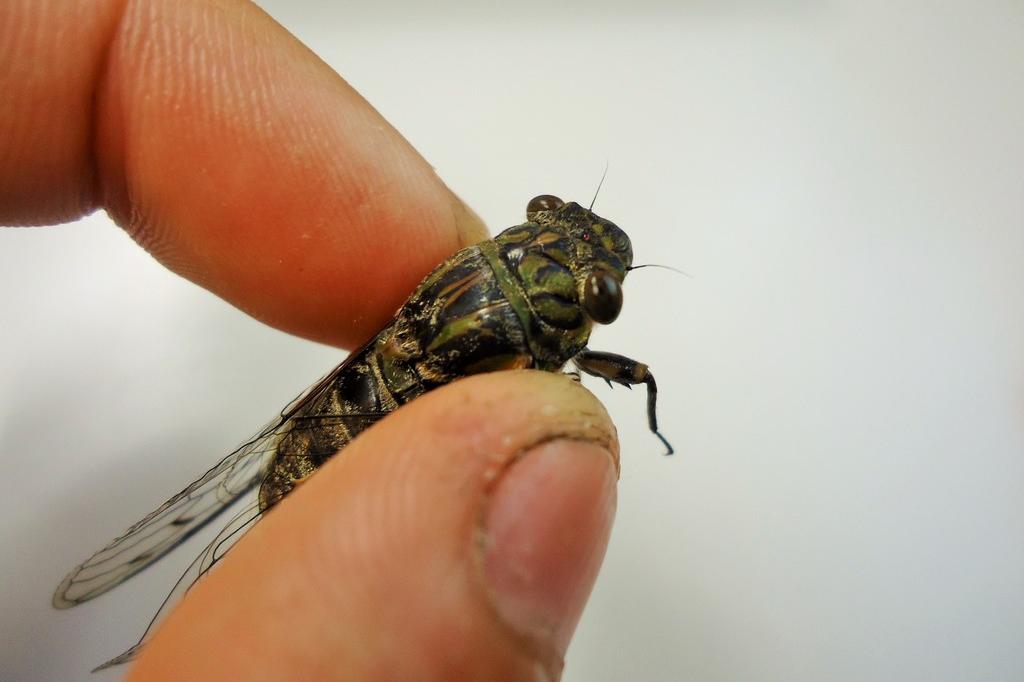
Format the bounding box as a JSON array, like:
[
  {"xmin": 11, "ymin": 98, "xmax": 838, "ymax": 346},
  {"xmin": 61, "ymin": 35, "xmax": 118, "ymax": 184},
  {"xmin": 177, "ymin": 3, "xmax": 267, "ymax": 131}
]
[
  {"xmin": 588, "ymin": 161, "xmax": 610, "ymax": 211},
  {"xmin": 627, "ymin": 263, "xmax": 692, "ymax": 278}
]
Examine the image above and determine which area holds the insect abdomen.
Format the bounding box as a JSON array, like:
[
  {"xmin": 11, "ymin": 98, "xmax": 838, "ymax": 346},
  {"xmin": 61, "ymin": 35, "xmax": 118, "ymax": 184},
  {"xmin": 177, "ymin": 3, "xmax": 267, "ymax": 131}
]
[{"xmin": 258, "ymin": 343, "xmax": 402, "ymax": 510}]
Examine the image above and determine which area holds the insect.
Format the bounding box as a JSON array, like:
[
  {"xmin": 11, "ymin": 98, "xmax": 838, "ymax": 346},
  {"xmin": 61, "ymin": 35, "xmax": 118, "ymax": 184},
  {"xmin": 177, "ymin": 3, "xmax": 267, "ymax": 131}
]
[{"xmin": 53, "ymin": 194, "xmax": 672, "ymax": 670}]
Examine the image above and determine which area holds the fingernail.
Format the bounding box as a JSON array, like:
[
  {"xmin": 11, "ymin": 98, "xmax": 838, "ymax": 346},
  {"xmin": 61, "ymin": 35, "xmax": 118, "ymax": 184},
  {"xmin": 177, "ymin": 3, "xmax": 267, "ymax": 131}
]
[
  {"xmin": 447, "ymin": 192, "xmax": 490, "ymax": 246},
  {"xmin": 482, "ymin": 439, "xmax": 617, "ymax": 658}
]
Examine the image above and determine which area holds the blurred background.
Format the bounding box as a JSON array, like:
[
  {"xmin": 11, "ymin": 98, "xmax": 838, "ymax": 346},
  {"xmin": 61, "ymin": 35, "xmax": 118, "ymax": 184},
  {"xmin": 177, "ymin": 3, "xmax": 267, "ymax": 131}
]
[{"xmin": 2, "ymin": 1, "xmax": 1023, "ymax": 680}]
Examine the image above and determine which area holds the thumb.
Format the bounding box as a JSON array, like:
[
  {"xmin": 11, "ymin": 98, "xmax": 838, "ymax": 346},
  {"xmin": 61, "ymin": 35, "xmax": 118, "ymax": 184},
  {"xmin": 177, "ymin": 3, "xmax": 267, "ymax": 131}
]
[{"xmin": 126, "ymin": 371, "xmax": 619, "ymax": 681}]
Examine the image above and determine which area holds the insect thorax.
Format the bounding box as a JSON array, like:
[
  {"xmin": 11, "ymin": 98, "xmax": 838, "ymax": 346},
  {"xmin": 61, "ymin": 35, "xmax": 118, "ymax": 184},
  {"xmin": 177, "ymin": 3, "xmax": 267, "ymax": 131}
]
[{"xmin": 390, "ymin": 224, "xmax": 594, "ymax": 381}]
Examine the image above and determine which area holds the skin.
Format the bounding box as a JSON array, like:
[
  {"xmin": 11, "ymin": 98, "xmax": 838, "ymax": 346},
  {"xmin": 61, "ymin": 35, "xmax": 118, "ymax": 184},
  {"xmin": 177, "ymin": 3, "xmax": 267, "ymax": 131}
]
[{"xmin": 2, "ymin": 1, "xmax": 620, "ymax": 680}]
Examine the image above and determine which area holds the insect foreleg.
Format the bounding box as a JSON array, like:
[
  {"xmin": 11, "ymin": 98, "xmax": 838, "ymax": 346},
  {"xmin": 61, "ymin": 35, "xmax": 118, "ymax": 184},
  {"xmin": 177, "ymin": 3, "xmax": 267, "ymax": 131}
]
[{"xmin": 572, "ymin": 349, "xmax": 674, "ymax": 455}]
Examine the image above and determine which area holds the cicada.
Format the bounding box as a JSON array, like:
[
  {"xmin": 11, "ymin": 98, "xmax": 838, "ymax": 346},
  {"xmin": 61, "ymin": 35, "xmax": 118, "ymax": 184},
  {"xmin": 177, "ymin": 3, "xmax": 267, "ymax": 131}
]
[{"xmin": 53, "ymin": 195, "xmax": 672, "ymax": 670}]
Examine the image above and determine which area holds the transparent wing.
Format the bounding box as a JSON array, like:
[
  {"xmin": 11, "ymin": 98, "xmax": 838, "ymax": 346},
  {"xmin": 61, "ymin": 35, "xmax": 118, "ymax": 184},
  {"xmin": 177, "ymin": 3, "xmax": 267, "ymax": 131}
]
[
  {"xmin": 52, "ymin": 350, "xmax": 373, "ymax": 610},
  {"xmin": 89, "ymin": 409, "xmax": 389, "ymax": 671},
  {"xmin": 53, "ymin": 420, "xmax": 281, "ymax": 609},
  {"xmin": 91, "ymin": 496, "xmax": 264, "ymax": 671}
]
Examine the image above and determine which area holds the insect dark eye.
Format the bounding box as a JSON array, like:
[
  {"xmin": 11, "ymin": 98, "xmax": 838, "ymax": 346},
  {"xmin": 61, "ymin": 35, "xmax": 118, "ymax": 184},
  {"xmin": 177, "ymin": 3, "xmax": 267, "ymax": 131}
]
[
  {"xmin": 583, "ymin": 270, "xmax": 623, "ymax": 324},
  {"xmin": 527, "ymin": 195, "xmax": 564, "ymax": 216}
]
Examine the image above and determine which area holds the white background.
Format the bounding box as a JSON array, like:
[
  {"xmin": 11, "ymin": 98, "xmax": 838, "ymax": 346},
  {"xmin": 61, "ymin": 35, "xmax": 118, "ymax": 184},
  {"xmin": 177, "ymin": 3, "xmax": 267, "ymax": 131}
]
[{"xmin": 2, "ymin": 1, "xmax": 1023, "ymax": 680}]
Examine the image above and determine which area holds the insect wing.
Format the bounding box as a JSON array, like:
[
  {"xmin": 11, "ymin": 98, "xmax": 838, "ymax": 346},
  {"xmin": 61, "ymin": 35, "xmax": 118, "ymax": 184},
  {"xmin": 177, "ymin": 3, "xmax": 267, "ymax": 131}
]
[
  {"xmin": 87, "ymin": 410, "xmax": 389, "ymax": 671},
  {"xmin": 53, "ymin": 414, "xmax": 283, "ymax": 608},
  {"xmin": 52, "ymin": 349, "xmax": 370, "ymax": 609},
  {"xmin": 90, "ymin": 496, "xmax": 264, "ymax": 671}
]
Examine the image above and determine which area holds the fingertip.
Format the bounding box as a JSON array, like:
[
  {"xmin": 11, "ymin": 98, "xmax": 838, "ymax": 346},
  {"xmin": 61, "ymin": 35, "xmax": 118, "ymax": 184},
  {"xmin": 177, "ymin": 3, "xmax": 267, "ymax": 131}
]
[
  {"xmin": 3, "ymin": 0, "xmax": 487, "ymax": 347},
  {"xmin": 98, "ymin": 0, "xmax": 483, "ymax": 346}
]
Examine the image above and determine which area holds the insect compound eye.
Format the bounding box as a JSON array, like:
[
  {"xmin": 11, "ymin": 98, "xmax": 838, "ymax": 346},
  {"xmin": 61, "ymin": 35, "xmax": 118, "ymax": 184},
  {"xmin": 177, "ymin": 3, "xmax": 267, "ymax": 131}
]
[
  {"xmin": 526, "ymin": 195, "xmax": 564, "ymax": 217},
  {"xmin": 583, "ymin": 269, "xmax": 623, "ymax": 324}
]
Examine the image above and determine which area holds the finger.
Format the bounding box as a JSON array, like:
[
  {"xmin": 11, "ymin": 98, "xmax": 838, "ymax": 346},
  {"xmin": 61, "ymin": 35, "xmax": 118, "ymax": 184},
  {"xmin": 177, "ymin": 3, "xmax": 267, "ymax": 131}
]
[
  {"xmin": 0, "ymin": 0, "xmax": 488, "ymax": 347},
  {"xmin": 126, "ymin": 372, "xmax": 619, "ymax": 681}
]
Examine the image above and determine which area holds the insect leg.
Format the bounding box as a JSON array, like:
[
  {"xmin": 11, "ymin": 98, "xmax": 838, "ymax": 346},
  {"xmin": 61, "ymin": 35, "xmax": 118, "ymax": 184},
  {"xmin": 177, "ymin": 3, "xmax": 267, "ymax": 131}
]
[{"xmin": 572, "ymin": 349, "xmax": 674, "ymax": 455}]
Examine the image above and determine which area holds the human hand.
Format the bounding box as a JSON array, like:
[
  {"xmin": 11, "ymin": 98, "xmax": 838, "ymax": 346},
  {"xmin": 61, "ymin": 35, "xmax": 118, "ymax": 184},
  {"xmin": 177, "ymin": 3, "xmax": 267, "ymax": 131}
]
[{"xmin": 2, "ymin": 1, "xmax": 620, "ymax": 679}]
